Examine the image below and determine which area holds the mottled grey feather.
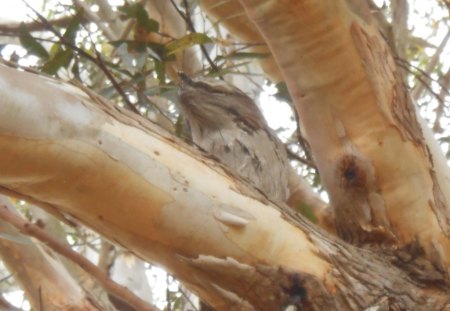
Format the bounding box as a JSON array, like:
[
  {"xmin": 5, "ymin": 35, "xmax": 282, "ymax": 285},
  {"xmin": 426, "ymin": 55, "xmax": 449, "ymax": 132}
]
[{"xmin": 178, "ymin": 75, "xmax": 289, "ymax": 203}]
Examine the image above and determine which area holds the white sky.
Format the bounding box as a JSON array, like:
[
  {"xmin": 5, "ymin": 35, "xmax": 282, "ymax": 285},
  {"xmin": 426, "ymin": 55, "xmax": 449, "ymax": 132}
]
[{"xmin": 0, "ymin": 1, "xmax": 40, "ymax": 23}]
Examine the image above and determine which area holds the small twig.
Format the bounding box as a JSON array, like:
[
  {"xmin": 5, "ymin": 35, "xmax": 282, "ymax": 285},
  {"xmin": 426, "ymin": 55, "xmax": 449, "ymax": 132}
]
[
  {"xmin": 411, "ymin": 29, "xmax": 450, "ymax": 100},
  {"xmin": 432, "ymin": 69, "xmax": 450, "ymax": 132},
  {"xmin": 286, "ymin": 145, "xmax": 317, "ymax": 169},
  {"xmin": 395, "ymin": 57, "xmax": 450, "ymax": 96},
  {"xmin": 169, "ymin": 0, "xmax": 220, "ymax": 73},
  {"xmin": 292, "ymin": 108, "xmax": 316, "ymax": 170},
  {"xmin": 0, "ymin": 16, "xmax": 86, "ymax": 34},
  {"xmin": 0, "ymin": 204, "xmax": 160, "ymax": 311},
  {"xmin": 396, "ymin": 62, "xmax": 448, "ymax": 109},
  {"xmin": 22, "ymin": 1, "xmax": 140, "ymax": 114},
  {"xmin": 177, "ymin": 286, "xmax": 200, "ymax": 311}
]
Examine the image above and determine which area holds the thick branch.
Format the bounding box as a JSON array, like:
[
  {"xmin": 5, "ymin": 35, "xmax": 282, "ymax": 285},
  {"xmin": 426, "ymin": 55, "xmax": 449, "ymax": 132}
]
[
  {"xmin": 237, "ymin": 0, "xmax": 450, "ymax": 285},
  {"xmin": 0, "ymin": 63, "xmax": 448, "ymax": 309},
  {"xmin": 0, "ymin": 197, "xmax": 99, "ymax": 311},
  {"xmin": 0, "ymin": 199, "xmax": 158, "ymax": 311}
]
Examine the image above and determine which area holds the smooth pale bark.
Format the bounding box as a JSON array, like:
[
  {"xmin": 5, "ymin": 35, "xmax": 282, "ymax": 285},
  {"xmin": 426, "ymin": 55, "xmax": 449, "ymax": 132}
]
[
  {"xmin": 0, "ymin": 64, "xmax": 324, "ymax": 308},
  {"xmin": 0, "ymin": 197, "xmax": 99, "ymax": 311},
  {"xmin": 0, "ymin": 64, "xmax": 448, "ymax": 309},
  {"xmin": 238, "ymin": 0, "xmax": 450, "ymax": 284}
]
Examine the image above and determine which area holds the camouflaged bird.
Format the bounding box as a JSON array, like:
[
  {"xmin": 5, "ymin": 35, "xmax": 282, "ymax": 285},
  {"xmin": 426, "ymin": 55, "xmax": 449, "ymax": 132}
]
[{"xmin": 178, "ymin": 74, "xmax": 289, "ymax": 203}]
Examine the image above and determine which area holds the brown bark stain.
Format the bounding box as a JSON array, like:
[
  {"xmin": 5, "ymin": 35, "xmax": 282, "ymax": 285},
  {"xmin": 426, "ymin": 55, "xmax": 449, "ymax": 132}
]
[
  {"xmin": 350, "ymin": 21, "xmax": 450, "ymax": 227},
  {"xmin": 332, "ymin": 151, "xmax": 396, "ymax": 244},
  {"xmin": 350, "ymin": 20, "xmax": 450, "ymax": 282}
]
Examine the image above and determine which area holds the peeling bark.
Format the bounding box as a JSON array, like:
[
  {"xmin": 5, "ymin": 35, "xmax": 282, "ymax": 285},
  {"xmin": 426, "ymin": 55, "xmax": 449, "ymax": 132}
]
[
  {"xmin": 0, "ymin": 63, "xmax": 449, "ymax": 309},
  {"xmin": 237, "ymin": 0, "xmax": 450, "ymax": 290},
  {"xmin": 0, "ymin": 0, "xmax": 449, "ymax": 309}
]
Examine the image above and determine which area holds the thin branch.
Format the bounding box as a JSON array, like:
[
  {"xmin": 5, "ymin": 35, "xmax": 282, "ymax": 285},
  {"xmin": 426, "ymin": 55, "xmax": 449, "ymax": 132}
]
[
  {"xmin": 398, "ymin": 63, "xmax": 446, "ymax": 106},
  {"xmin": 432, "ymin": 69, "xmax": 450, "ymax": 133},
  {"xmin": 72, "ymin": 0, "xmax": 118, "ymax": 41},
  {"xmin": 411, "ymin": 28, "xmax": 450, "ymax": 101},
  {"xmin": 169, "ymin": 0, "xmax": 220, "ymax": 73},
  {"xmin": 0, "ymin": 16, "xmax": 86, "ymax": 34},
  {"xmin": 396, "ymin": 57, "xmax": 450, "ymax": 98},
  {"xmin": 286, "ymin": 145, "xmax": 317, "ymax": 169},
  {"xmin": 391, "ymin": 0, "xmax": 409, "ymax": 62},
  {"xmin": 23, "ymin": 1, "xmax": 140, "ymax": 114},
  {"xmin": 0, "ymin": 204, "xmax": 160, "ymax": 311},
  {"xmin": 292, "ymin": 108, "xmax": 316, "ymax": 171},
  {"xmin": 177, "ymin": 286, "xmax": 200, "ymax": 311}
]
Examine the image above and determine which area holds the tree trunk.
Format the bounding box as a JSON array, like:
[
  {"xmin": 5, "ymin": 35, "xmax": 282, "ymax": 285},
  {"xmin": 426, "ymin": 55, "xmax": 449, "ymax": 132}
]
[{"xmin": 0, "ymin": 0, "xmax": 449, "ymax": 309}]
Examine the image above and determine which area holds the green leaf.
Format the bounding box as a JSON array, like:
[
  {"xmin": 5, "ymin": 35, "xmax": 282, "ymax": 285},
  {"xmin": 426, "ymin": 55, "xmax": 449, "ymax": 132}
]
[
  {"xmin": 206, "ymin": 61, "xmax": 252, "ymax": 77},
  {"xmin": 110, "ymin": 40, "xmax": 165, "ymax": 56},
  {"xmin": 216, "ymin": 52, "xmax": 270, "ymax": 61},
  {"xmin": 42, "ymin": 49, "xmax": 73, "ymax": 75},
  {"xmin": 154, "ymin": 60, "xmax": 166, "ymax": 84},
  {"xmin": 62, "ymin": 9, "xmax": 84, "ymax": 44},
  {"xmin": 295, "ymin": 203, "xmax": 318, "ymax": 223},
  {"xmin": 438, "ymin": 136, "xmax": 450, "ymax": 143},
  {"xmin": 118, "ymin": 3, "xmax": 159, "ymax": 32},
  {"xmin": 108, "ymin": 39, "xmax": 129, "ymax": 48},
  {"xmin": 48, "ymin": 40, "xmax": 63, "ymax": 58},
  {"xmin": 147, "ymin": 42, "xmax": 167, "ymax": 60},
  {"xmin": 118, "ymin": 3, "xmax": 143, "ymax": 18},
  {"xmin": 172, "ymin": 296, "xmax": 182, "ymax": 309},
  {"xmin": 71, "ymin": 59, "xmax": 80, "ymax": 80},
  {"xmin": 175, "ymin": 114, "xmax": 186, "ymax": 139},
  {"xmin": 139, "ymin": 15, "xmax": 159, "ymax": 33},
  {"xmin": 142, "ymin": 85, "xmax": 174, "ymax": 96},
  {"xmin": 19, "ymin": 23, "xmax": 49, "ymax": 59},
  {"xmin": 166, "ymin": 33, "xmax": 212, "ymax": 55},
  {"xmin": 312, "ymin": 173, "xmax": 321, "ymax": 188},
  {"xmin": 274, "ymin": 82, "xmax": 292, "ymax": 103}
]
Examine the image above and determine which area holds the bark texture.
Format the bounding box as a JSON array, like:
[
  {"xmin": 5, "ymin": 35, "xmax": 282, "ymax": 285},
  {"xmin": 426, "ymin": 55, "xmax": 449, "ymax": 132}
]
[
  {"xmin": 0, "ymin": 197, "xmax": 99, "ymax": 311},
  {"xmin": 0, "ymin": 63, "xmax": 449, "ymax": 309},
  {"xmin": 0, "ymin": 0, "xmax": 449, "ymax": 309},
  {"xmin": 238, "ymin": 0, "xmax": 450, "ymax": 287}
]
